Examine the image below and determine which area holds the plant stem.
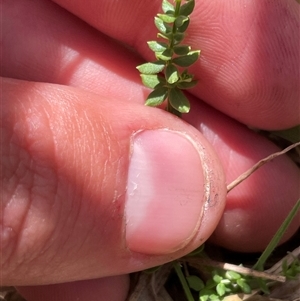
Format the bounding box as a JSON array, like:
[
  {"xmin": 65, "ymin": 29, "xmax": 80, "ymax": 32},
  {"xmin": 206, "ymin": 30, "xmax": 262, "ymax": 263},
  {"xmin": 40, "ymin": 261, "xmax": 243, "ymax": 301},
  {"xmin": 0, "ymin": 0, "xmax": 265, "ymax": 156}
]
[
  {"xmin": 174, "ymin": 261, "xmax": 195, "ymax": 301},
  {"xmin": 253, "ymin": 199, "xmax": 300, "ymax": 271},
  {"xmin": 170, "ymin": 0, "xmax": 182, "ymax": 48},
  {"xmin": 175, "ymin": 0, "xmax": 182, "ymax": 13}
]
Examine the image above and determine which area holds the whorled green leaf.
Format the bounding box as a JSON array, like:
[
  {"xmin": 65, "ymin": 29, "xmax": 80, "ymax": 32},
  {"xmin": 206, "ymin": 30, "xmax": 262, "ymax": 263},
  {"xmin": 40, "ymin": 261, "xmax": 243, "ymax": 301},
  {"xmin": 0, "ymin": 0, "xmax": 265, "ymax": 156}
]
[
  {"xmin": 166, "ymin": 64, "xmax": 179, "ymax": 84},
  {"xmin": 147, "ymin": 41, "xmax": 168, "ymax": 52},
  {"xmin": 175, "ymin": 15, "xmax": 189, "ymax": 28},
  {"xmin": 136, "ymin": 61, "xmax": 165, "ymax": 74},
  {"xmin": 162, "ymin": 0, "xmax": 175, "ymax": 13},
  {"xmin": 155, "ymin": 48, "xmax": 173, "ymax": 61},
  {"xmin": 140, "ymin": 74, "xmax": 165, "ymax": 89},
  {"xmin": 177, "ymin": 80, "xmax": 198, "ymax": 89},
  {"xmin": 154, "ymin": 16, "xmax": 172, "ymax": 34},
  {"xmin": 172, "ymin": 50, "xmax": 200, "ymax": 67},
  {"xmin": 186, "ymin": 275, "xmax": 205, "ymax": 291},
  {"xmin": 168, "ymin": 87, "xmax": 190, "ymax": 113},
  {"xmin": 173, "ymin": 44, "xmax": 191, "ymax": 55},
  {"xmin": 177, "ymin": 17, "xmax": 190, "ymax": 32},
  {"xmin": 157, "ymin": 13, "xmax": 176, "ymax": 23},
  {"xmin": 145, "ymin": 86, "xmax": 168, "ymax": 107},
  {"xmin": 179, "ymin": 0, "xmax": 195, "ymax": 16}
]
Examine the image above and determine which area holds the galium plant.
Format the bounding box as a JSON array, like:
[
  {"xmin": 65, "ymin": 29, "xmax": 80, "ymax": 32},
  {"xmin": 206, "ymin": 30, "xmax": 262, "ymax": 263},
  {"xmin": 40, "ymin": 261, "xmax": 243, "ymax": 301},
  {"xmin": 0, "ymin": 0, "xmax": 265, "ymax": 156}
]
[
  {"xmin": 137, "ymin": 0, "xmax": 200, "ymax": 116},
  {"xmin": 174, "ymin": 199, "xmax": 300, "ymax": 301}
]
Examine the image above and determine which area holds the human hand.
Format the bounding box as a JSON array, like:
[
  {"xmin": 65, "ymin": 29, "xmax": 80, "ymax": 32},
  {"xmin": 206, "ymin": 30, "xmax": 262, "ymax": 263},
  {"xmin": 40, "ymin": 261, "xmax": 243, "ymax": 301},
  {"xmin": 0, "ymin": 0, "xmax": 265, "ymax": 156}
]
[{"xmin": 2, "ymin": 0, "xmax": 299, "ymax": 300}]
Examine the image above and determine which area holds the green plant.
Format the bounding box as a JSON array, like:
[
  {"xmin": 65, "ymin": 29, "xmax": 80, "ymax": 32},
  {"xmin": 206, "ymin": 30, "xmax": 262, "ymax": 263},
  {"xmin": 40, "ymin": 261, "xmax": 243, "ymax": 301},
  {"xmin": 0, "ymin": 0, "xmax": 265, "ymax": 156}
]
[
  {"xmin": 136, "ymin": 0, "xmax": 200, "ymax": 116},
  {"xmin": 172, "ymin": 199, "xmax": 300, "ymax": 301},
  {"xmin": 282, "ymin": 256, "xmax": 300, "ymax": 280}
]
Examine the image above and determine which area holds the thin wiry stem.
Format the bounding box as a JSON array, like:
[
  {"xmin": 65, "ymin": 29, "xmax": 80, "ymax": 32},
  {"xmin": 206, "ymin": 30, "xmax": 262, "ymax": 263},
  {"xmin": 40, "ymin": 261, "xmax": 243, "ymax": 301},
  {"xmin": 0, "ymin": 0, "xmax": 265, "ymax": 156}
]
[{"xmin": 227, "ymin": 142, "xmax": 300, "ymax": 192}]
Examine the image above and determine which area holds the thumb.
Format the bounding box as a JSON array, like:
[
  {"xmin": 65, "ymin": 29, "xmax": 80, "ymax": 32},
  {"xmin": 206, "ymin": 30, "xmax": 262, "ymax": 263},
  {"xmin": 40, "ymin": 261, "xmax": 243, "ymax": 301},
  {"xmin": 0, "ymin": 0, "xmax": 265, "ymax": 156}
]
[{"xmin": 2, "ymin": 78, "xmax": 226, "ymax": 285}]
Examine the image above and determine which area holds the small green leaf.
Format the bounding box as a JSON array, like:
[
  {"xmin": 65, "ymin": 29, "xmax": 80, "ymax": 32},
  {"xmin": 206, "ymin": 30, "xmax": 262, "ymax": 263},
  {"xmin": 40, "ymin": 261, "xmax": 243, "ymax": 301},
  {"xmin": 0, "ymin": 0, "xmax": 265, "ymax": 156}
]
[
  {"xmin": 162, "ymin": 0, "xmax": 175, "ymax": 13},
  {"xmin": 166, "ymin": 64, "xmax": 179, "ymax": 84},
  {"xmin": 177, "ymin": 17, "xmax": 190, "ymax": 32},
  {"xmin": 155, "ymin": 48, "xmax": 173, "ymax": 61},
  {"xmin": 140, "ymin": 74, "xmax": 165, "ymax": 89},
  {"xmin": 199, "ymin": 289, "xmax": 219, "ymax": 301},
  {"xmin": 172, "ymin": 50, "xmax": 200, "ymax": 67},
  {"xmin": 173, "ymin": 32, "xmax": 185, "ymax": 44},
  {"xmin": 216, "ymin": 283, "xmax": 226, "ymax": 296},
  {"xmin": 173, "ymin": 261, "xmax": 195, "ymax": 301},
  {"xmin": 154, "ymin": 17, "xmax": 172, "ymax": 34},
  {"xmin": 173, "ymin": 44, "xmax": 191, "ymax": 55},
  {"xmin": 177, "ymin": 80, "xmax": 198, "ymax": 89},
  {"xmin": 237, "ymin": 279, "xmax": 252, "ymax": 294},
  {"xmin": 220, "ymin": 279, "xmax": 230, "ymax": 285},
  {"xmin": 157, "ymin": 13, "xmax": 176, "ymax": 23},
  {"xmin": 205, "ymin": 278, "xmax": 217, "ymax": 289},
  {"xmin": 213, "ymin": 274, "xmax": 223, "ymax": 284},
  {"xmin": 147, "ymin": 41, "xmax": 168, "ymax": 52},
  {"xmin": 199, "ymin": 296, "xmax": 209, "ymax": 301},
  {"xmin": 145, "ymin": 87, "xmax": 168, "ymax": 107},
  {"xmin": 168, "ymin": 87, "xmax": 190, "ymax": 113},
  {"xmin": 175, "ymin": 15, "xmax": 189, "ymax": 28},
  {"xmin": 225, "ymin": 271, "xmax": 241, "ymax": 280},
  {"xmin": 136, "ymin": 61, "xmax": 165, "ymax": 74},
  {"xmin": 179, "ymin": 0, "xmax": 195, "ymax": 16},
  {"xmin": 186, "ymin": 275, "xmax": 204, "ymax": 291}
]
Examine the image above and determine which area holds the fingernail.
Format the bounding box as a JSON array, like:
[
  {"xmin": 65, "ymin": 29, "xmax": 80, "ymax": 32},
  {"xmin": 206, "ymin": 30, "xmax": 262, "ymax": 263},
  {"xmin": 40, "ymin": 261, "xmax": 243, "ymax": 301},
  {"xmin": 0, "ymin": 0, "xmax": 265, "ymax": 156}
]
[{"xmin": 125, "ymin": 129, "xmax": 205, "ymax": 254}]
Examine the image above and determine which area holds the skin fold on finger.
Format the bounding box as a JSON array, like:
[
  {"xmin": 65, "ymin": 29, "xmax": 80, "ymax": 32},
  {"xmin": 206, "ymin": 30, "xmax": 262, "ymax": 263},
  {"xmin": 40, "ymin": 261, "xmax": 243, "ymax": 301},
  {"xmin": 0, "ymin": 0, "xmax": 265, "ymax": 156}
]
[
  {"xmin": 1, "ymin": 78, "xmax": 226, "ymax": 285},
  {"xmin": 50, "ymin": 0, "xmax": 300, "ymax": 129},
  {"xmin": 17, "ymin": 276, "xmax": 130, "ymax": 301},
  {"xmin": 1, "ymin": 0, "xmax": 145, "ymax": 103},
  {"xmin": 183, "ymin": 97, "xmax": 300, "ymax": 252}
]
